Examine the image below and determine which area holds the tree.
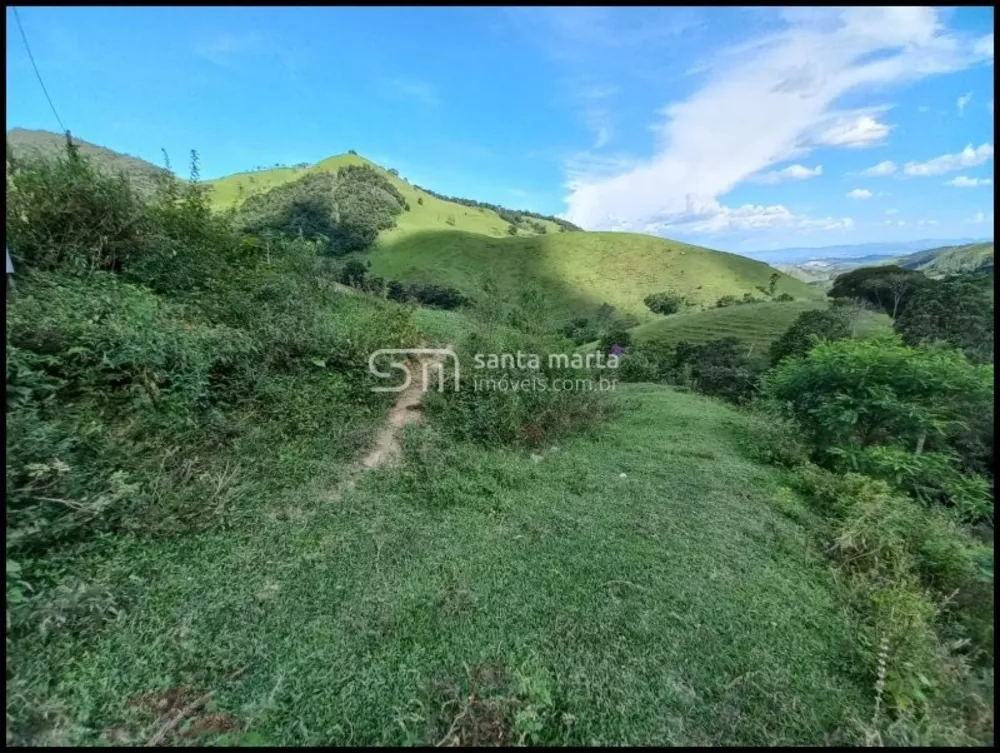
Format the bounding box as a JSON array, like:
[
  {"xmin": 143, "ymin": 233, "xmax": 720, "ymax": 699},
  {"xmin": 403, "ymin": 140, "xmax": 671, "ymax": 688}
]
[
  {"xmin": 768, "ymin": 308, "xmax": 852, "ymax": 366},
  {"xmin": 597, "ymin": 328, "xmax": 632, "ymax": 354},
  {"xmin": 894, "ymin": 275, "xmax": 994, "ymax": 364},
  {"xmin": 768, "ymin": 271, "xmax": 780, "ymax": 298},
  {"xmin": 506, "ymin": 223, "xmax": 517, "ymax": 235},
  {"xmin": 417, "ymin": 196, "xmax": 424, "ymax": 205},
  {"xmin": 829, "ymin": 265, "xmax": 926, "ymax": 317},
  {"xmin": 643, "ymin": 291, "xmax": 685, "ymax": 316}
]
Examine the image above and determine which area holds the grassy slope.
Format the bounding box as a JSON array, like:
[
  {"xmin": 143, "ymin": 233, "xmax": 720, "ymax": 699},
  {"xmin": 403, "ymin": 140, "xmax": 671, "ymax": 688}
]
[
  {"xmin": 8, "ymin": 386, "xmax": 870, "ymax": 746},
  {"xmin": 205, "ymin": 153, "xmax": 818, "ymax": 323},
  {"xmin": 628, "ymin": 301, "xmax": 893, "ymax": 352},
  {"xmin": 205, "ymin": 153, "xmax": 562, "ymax": 238},
  {"xmin": 369, "ymin": 230, "xmax": 824, "ymax": 323},
  {"xmin": 894, "ymin": 241, "xmax": 994, "ymax": 276}
]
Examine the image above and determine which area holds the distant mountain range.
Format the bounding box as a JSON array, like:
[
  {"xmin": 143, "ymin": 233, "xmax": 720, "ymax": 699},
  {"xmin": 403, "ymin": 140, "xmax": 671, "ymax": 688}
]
[
  {"xmin": 748, "ymin": 239, "xmax": 992, "ymax": 265},
  {"xmin": 776, "ymin": 242, "xmax": 994, "ymax": 286}
]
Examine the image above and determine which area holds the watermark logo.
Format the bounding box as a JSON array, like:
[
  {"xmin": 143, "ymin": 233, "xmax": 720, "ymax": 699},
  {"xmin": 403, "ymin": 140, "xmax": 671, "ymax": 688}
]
[{"xmin": 368, "ymin": 348, "xmax": 460, "ymax": 393}]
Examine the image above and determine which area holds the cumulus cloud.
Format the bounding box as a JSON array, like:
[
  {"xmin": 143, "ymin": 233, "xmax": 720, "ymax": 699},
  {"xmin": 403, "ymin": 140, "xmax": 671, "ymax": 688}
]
[
  {"xmin": 946, "ymin": 176, "xmax": 994, "ymax": 187},
  {"xmin": 558, "ymin": 7, "xmax": 994, "ymax": 235},
  {"xmin": 859, "ymin": 160, "xmax": 898, "ymax": 177},
  {"xmin": 957, "ymin": 92, "xmax": 973, "ymax": 115},
  {"xmin": 903, "ymin": 143, "xmax": 994, "ymax": 176},
  {"xmin": 847, "ymin": 188, "xmax": 873, "ymax": 199},
  {"xmin": 966, "ymin": 211, "xmax": 994, "ymax": 224},
  {"xmin": 750, "ymin": 163, "xmax": 823, "ymax": 184}
]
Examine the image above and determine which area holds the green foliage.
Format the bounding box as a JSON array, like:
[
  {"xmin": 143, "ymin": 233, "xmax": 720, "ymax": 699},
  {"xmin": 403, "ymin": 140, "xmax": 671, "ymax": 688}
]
[
  {"xmin": 597, "ymin": 328, "xmax": 632, "ymax": 354},
  {"xmin": 6, "ymin": 142, "xmax": 147, "ymax": 273},
  {"xmin": 666, "ymin": 337, "xmax": 762, "ymax": 404},
  {"xmin": 828, "ymin": 265, "xmax": 927, "ymax": 317},
  {"xmin": 410, "ymin": 183, "xmax": 581, "ymax": 232},
  {"xmin": 423, "ymin": 327, "xmax": 617, "ymax": 448},
  {"xmin": 559, "ymin": 316, "xmax": 597, "ymax": 345},
  {"xmin": 506, "ymin": 223, "xmax": 517, "ymax": 235},
  {"xmin": 775, "ymin": 292, "xmax": 795, "ymax": 302},
  {"xmin": 643, "ymin": 291, "xmax": 686, "ymax": 315},
  {"xmin": 894, "ymin": 275, "xmax": 994, "ymax": 364},
  {"xmin": 416, "ymin": 196, "xmax": 423, "ymax": 205},
  {"xmin": 616, "ymin": 351, "xmax": 660, "ymax": 383},
  {"xmin": 5, "ymin": 146, "xmax": 419, "ymax": 562},
  {"xmin": 768, "ymin": 307, "xmax": 851, "ymax": 366},
  {"xmin": 386, "ymin": 280, "xmax": 468, "ymax": 310},
  {"xmin": 235, "ymin": 164, "xmax": 405, "ymax": 255},
  {"xmin": 763, "ymin": 335, "xmax": 993, "ymax": 466},
  {"xmin": 714, "ymin": 294, "xmax": 740, "ymax": 308}
]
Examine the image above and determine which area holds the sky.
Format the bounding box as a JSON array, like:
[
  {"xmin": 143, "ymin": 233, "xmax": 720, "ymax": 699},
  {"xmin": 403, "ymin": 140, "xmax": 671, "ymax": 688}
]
[{"xmin": 5, "ymin": 6, "xmax": 995, "ymax": 256}]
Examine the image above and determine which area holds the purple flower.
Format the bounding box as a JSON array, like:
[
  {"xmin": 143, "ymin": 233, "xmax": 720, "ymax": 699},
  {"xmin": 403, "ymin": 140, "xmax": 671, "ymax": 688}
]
[{"xmin": 609, "ymin": 344, "xmax": 625, "ymax": 356}]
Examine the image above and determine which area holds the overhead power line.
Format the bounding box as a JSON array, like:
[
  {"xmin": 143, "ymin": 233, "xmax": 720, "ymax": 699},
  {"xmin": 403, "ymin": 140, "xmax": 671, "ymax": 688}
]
[{"xmin": 12, "ymin": 6, "xmax": 68, "ymax": 133}]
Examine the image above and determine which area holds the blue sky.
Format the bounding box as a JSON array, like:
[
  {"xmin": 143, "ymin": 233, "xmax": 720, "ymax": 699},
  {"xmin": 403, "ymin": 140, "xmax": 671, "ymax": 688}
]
[{"xmin": 6, "ymin": 6, "xmax": 994, "ymax": 255}]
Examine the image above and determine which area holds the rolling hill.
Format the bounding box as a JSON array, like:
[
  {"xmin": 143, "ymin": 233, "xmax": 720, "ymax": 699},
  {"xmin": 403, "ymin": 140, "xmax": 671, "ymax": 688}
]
[
  {"xmin": 624, "ymin": 300, "xmax": 893, "ymax": 353},
  {"xmin": 6, "ymin": 130, "xmax": 824, "ymax": 324},
  {"xmin": 894, "ymin": 241, "xmax": 994, "ymax": 275},
  {"xmin": 368, "ymin": 229, "xmax": 824, "ymax": 323},
  {"xmin": 206, "ymin": 153, "xmax": 568, "ymax": 239}
]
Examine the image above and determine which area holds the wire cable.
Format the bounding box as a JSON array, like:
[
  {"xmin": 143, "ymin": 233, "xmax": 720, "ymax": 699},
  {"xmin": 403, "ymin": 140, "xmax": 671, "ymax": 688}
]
[{"xmin": 12, "ymin": 6, "xmax": 67, "ymax": 133}]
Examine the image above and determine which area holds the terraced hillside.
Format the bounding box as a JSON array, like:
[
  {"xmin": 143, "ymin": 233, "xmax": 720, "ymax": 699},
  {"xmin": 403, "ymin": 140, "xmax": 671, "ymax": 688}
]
[
  {"xmin": 627, "ymin": 301, "xmax": 893, "ymax": 352},
  {"xmin": 369, "ymin": 230, "xmax": 824, "ymax": 323}
]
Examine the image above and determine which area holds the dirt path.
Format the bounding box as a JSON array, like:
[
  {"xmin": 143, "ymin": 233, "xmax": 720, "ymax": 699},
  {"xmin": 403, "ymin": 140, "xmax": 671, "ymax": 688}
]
[{"xmin": 328, "ymin": 348, "xmax": 450, "ymax": 500}]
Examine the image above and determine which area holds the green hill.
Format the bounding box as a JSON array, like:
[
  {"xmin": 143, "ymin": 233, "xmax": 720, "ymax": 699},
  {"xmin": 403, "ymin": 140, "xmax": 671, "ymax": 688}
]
[
  {"xmin": 893, "ymin": 241, "xmax": 994, "ymax": 276},
  {"xmin": 6, "ymin": 128, "xmax": 169, "ymax": 199},
  {"xmin": 206, "ymin": 153, "xmax": 567, "ymax": 239},
  {"xmin": 367, "ymin": 229, "xmax": 824, "ymax": 323},
  {"xmin": 626, "ymin": 301, "xmax": 892, "ymax": 353}
]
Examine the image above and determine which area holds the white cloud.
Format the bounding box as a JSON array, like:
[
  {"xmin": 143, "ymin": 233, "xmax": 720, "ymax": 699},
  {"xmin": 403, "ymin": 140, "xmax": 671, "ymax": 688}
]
[
  {"xmin": 812, "ymin": 114, "xmax": 891, "ymax": 148},
  {"xmin": 559, "ymin": 8, "xmax": 994, "ymax": 234},
  {"xmin": 638, "ymin": 198, "xmax": 852, "ymax": 236},
  {"xmin": 965, "ymin": 211, "xmax": 994, "ymax": 224},
  {"xmin": 918, "ymin": 105, "xmax": 930, "ymax": 113},
  {"xmin": 957, "ymin": 92, "xmax": 973, "ymax": 115},
  {"xmin": 989, "ymin": 100, "xmax": 995, "ymax": 118},
  {"xmin": 847, "ymin": 188, "xmax": 873, "ymax": 199},
  {"xmin": 859, "ymin": 160, "xmax": 898, "ymax": 177},
  {"xmin": 885, "ymin": 208, "xmax": 900, "ymax": 215},
  {"xmin": 974, "ymin": 33, "xmax": 994, "ymax": 59},
  {"xmin": 903, "ymin": 143, "xmax": 994, "ymax": 176},
  {"xmin": 917, "ymin": 219, "xmax": 939, "ymax": 226},
  {"xmin": 945, "ymin": 176, "xmax": 994, "ymax": 187},
  {"xmin": 750, "ymin": 163, "xmax": 823, "ymax": 184}
]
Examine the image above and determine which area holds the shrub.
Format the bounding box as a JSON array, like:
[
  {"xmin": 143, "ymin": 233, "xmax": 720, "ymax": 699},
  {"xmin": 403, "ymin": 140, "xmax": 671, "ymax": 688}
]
[
  {"xmin": 6, "ymin": 139, "xmax": 147, "ymax": 273},
  {"xmin": 506, "ymin": 223, "xmax": 517, "ymax": 235},
  {"xmin": 768, "ymin": 308, "xmax": 852, "ymax": 366},
  {"xmin": 762, "ymin": 335, "xmax": 993, "ymax": 468},
  {"xmin": 714, "ymin": 294, "xmax": 740, "ymax": 308},
  {"xmin": 417, "ymin": 196, "xmax": 423, "ymax": 205},
  {"xmin": 776, "ymin": 292, "xmax": 795, "ymax": 302},
  {"xmin": 559, "ymin": 317, "xmax": 597, "ymax": 345},
  {"xmin": 597, "ymin": 328, "xmax": 632, "ymax": 354},
  {"xmin": 643, "ymin": 291, "xmax": 686, "ymax": 316},
  {"xmin": 738, "ymin": 405, "xmax": 810, "ymax": 468},
  {"xmin": 617, "ymin": 351, "xmax": 660, "ymax": 383},
  {"xmin": 666, "ymin": 337, "xmax": 762, "ymax": 404}
]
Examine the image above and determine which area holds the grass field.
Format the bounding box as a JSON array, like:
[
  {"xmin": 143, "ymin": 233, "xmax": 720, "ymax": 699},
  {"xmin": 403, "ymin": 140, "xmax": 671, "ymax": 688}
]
[
  {"xmin": 6, "ymin": 386, "xmax": 873, "ymax": 746},
  {"xmin": 627, "ymin": 301, "xmax": 893, "ymax": 352},
  {"xmin": 369, "ymin": 230, "xmax": 823, "ymax": 324}
]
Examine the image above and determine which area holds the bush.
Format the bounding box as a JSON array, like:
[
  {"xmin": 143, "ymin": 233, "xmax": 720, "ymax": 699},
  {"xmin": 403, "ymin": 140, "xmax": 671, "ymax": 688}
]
[
  {"xmin": 738, "ymin": 405, "xmax": 810, "ymax": 468},
  {"xmin": 417, "ymin": 196, "xmax": 423, "ymax": 205},
  {"xmin": 616, "ymin": 351, "xmax": 660, "ymax": 383},
  {"xmin": 666, "ymin": 337, "xmax": 762, "ymax": 404},
  {"xmin": 506, "ymin": 223, "xmax": 517, "ymax": 235},
  {"xmin": 763, "ymin": 335, "xmax": 993, "ymax": 472},
  {"xmin": 776, "ymin": 292, "xmax": 795, "ymax": 302},
  {"xmin": 714, "ymin": 294, "xmax": 740, "ymax": 308},
  {"xmin": 6, "ymin": 140, "xmax": 148, "ymax": 273},
  {"xmin": 559, "ymin": 317, "xmax": 597, "ymax": 345},
  {"xmin": 597, "ymin": 328, "xmax": 632, "ymax": 354},
  {"xmin": 643, "ymin": 291, "xmax": 686, "ymax": 316},
  {"xmin": 386, "ymin": 281, "xmax": 468, "ymax": 310},
  {"xmin": 768, "ymin": 308, "xmax": 851, "ymax": 366}
]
